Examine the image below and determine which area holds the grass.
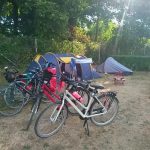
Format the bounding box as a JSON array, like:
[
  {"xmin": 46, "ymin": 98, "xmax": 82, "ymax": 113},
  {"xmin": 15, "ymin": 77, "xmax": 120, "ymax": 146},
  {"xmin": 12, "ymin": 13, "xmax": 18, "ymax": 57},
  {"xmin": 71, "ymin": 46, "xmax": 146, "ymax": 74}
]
[
  {"xmin": 0, "ymin": 95, "xmax": 7, "ymax": 109},
  {"xmin": 22, "ymin": 145, "xmax": 31, "ymax": 150},
  {"xmin": 83, "ymin": 145, "xmax": 89, "ymax": 150},
  {"xmin": 0, "ymin": 72, "xmax": 8, "ymax": 86},
  {"xmin": 0, "ymin": 73, "xmax": 12, "ymax": 110},
  {"xmin": 43, "ymin": 143, "xmax": 50, "ymax": 149}
]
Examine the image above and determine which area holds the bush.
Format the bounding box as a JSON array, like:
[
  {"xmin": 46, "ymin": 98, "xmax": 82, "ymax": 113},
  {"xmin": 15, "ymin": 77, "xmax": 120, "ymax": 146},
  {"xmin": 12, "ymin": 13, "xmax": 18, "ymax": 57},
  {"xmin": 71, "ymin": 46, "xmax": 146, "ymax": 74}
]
[
  {"xmin": 0, "ymin": 34, "xmax": 36, "ymax": 69},
  {"xmin": 112, "ymin": 55, "xmax": 150, "ymax": 71}
]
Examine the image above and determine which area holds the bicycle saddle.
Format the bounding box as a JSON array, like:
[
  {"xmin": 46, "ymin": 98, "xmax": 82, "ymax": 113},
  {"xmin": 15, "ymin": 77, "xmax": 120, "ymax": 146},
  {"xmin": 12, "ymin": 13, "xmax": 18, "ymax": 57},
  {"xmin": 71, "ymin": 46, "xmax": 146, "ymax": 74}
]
[{"xmin": 90, "ymin": 84, "xmax": 104, "ymax": 90}]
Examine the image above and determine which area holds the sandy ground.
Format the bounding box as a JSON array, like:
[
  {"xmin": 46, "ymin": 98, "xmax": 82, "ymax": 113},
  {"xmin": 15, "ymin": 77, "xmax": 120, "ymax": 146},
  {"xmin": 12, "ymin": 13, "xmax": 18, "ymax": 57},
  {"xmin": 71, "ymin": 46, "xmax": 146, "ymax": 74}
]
[{"xmin": 0, "ymin": 72, "xmax": 150, "ymax": 150}]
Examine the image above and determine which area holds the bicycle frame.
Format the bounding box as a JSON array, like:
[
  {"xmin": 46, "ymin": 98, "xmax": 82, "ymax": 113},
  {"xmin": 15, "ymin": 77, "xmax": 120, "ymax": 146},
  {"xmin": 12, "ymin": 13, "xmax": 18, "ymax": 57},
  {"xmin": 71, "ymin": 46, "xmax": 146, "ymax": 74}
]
[
  {"xmin": 41, "ymin": 82, "xmax": 63, "ymax": 103},
  {"xmin": 14, "ymin": 72, "xmax": 39, "ymax": 93},
  {"xmin": 51, "ymin": 90, "xmax": 108, "ymax": 122}
]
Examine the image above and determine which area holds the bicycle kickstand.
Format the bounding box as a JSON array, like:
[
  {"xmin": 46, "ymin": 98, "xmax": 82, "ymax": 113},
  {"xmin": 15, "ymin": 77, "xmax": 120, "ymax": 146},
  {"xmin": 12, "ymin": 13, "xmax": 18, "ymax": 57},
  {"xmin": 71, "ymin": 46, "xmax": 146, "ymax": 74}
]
[{"xmin": 83, "ymin": 119, "xmax": 90, "ymax": 136}]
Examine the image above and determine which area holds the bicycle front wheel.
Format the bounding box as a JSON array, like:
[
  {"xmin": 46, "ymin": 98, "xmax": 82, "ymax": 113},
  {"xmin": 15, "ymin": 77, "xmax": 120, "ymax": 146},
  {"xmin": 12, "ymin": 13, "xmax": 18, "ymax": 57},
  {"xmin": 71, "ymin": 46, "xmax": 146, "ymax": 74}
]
[
  {"xmin": 34, "ymin": 102, "xmax": 68, "ymax": 138},
  {"xmin": 90, "ymin": 95, "xmax": 119, "ymax": 126}
]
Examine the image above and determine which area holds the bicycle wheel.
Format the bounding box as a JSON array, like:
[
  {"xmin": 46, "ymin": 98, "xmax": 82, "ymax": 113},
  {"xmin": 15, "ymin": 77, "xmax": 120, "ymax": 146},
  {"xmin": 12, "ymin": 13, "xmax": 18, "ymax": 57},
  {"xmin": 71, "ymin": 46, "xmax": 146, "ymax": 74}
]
[
  {"xmin": 0, "ymin": 82, "xmax": 25, "ymax": 116},
  {"xmin": 90, "ymin": 95, "xmax": 119, "ymax": 126},
  {"xmin": 26, "ymin": 97, "xmax": 41, "ymax": 130},
  {"xmin": 34, "ymin": 102, "xmax": 68, "ymax": 138},
  {"xmin": 68, "ymin": 88, "xmax": 89, "ymax": 115}
]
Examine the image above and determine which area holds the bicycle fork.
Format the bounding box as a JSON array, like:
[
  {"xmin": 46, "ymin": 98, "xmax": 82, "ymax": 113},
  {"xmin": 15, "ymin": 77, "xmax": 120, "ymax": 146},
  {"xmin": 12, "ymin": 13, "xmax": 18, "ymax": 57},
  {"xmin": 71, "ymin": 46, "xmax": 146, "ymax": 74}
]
[
  {"xmin": 25, "ymin": 94, "xmax": 42, "ymax": 130},
  {"xmin": 50, "ymin": 101, "xmax": 65, "ymax": 123}
]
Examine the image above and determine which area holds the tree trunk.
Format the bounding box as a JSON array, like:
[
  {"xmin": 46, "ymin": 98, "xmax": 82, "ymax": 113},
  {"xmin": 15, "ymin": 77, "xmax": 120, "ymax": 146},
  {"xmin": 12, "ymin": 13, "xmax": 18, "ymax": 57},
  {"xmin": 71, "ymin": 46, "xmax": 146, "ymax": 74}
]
[
  {"xmin": 95, "ymin": 16, "xmax": 99, "ymax": 42},
  {"xmin": 68, "ymin": 17, "xmax": 76, "ymax": 41},
  {"xmin": 11, "ymin": 0, "xmax": 18, "ymax": 34},
  {"xmin": 0, "ymin": 0, "xmax": 5, "ymax": 13}
]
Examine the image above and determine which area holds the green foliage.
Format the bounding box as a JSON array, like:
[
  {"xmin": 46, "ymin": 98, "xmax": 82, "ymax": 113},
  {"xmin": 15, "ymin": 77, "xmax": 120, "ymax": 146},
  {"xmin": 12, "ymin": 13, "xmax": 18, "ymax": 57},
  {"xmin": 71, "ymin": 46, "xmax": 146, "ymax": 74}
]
[
  {"xmin": 113, "ymin": 55, "xmax": 150, "ymax": 71},
  {"xmin": 0, "ymin": 34, "xmax": 35, "ymax": 68},
  {"xmin": 50, "ymin": 40, "xmax": 86, "ymax": 55},
  {"xmin": 88, "ymin": 21, "xmax": 117, "ymax": 42},
  {"xmin": 85, "ymin": 40, "xmax": 99, "ymax": 62},
  {"xmin": 0, "ymin": 0, "xmax": 150, "ymax": 68}
]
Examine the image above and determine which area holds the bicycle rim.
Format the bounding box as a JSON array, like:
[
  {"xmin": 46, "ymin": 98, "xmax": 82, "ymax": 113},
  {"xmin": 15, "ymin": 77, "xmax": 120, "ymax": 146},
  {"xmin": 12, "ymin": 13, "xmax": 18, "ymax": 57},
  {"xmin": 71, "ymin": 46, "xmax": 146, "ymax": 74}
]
[
  {"xmin": 0, "ymin": 83, "xmax": 25, "ymax": 116},
  {"xmin": 4, "ymin": 82, "xmax": 25, "ymax": 108},
  {"xmin": 90, "ymin": 96, "xmax": 119, "ymax": 126},
  {"xmin": 34, "ymin": 102, "xmax": 67, "ymax": 138}
]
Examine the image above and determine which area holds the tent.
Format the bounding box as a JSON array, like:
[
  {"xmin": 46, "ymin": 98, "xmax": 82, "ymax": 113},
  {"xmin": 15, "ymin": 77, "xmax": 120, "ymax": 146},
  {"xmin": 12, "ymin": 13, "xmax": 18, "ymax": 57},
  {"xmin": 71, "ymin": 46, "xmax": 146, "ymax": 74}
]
[
  {"xmin": 96, "ymin": 57, "xmax": 133, "ymax": 75},
  {"xmin": 26, "ymin": 54, "xmax": 47, "ymax": 72},
  {"xmin": 27, "ymin": 52, "xmax": 102, "ymax": 80}
]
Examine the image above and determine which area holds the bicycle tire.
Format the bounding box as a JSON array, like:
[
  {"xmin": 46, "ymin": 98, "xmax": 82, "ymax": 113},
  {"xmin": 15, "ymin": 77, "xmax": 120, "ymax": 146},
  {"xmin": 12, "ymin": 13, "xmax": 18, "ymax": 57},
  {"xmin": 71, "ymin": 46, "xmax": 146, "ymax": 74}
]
[
  {"xmin": 34, "ymin": 102, "xmax": 68, "ymax": 138},
  {"xmin": 0, "ymin": 82, "xmax": 25, "ymax": 116},
  {"xmin": 26, "ymin": 95, "xmax": 41, "ymax": 130},
  {"xmin": 4, "ymin": 81, "xmax": 25, "ymax": 108},
  {"xmin": 68, "ymin": 88, "xmax": 90, "ymax": 115},
  {"xmin": 90, "ymin": 95, "xmax": 119, "ymax": 126}
]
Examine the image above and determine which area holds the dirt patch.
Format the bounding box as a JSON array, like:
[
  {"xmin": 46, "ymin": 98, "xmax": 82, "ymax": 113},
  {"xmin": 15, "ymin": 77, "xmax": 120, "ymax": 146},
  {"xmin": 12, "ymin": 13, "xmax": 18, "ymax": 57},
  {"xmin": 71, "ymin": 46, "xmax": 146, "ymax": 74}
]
[{"xmin": 0, "ymin": 72, "xmax": 150, "ymax": 150}]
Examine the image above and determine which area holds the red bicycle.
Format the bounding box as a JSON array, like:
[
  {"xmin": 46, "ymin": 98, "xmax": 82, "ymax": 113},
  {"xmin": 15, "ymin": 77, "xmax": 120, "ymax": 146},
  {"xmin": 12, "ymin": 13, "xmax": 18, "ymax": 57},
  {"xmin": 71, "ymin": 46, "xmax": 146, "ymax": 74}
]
[{"xmin": 2, "ymin": 62, "xmax": 89, "ymax": 130}]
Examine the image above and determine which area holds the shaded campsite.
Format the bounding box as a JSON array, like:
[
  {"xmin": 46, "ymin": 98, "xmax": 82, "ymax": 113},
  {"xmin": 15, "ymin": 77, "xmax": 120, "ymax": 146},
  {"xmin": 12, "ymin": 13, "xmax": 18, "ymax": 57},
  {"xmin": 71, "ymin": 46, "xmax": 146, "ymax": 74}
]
[
  {"xmin": 1, "ymin": 0, "xmax": 150, "ymax": 149},
  {"xmin": 0, "ymin": 72, "xmax": 150, "ymax": 150}
]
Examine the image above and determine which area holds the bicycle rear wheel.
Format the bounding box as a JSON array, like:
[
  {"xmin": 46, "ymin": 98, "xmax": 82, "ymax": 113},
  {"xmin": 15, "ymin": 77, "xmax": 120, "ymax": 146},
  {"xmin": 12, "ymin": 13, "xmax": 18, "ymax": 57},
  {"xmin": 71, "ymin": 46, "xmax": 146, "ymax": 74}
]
[
  {"xmin": 90, "ymin": 95, "xmax": 119, "ymax": 126},
  {"xmin": 34, "ymin": 102, "xmax": 68, "ymax": 138},
  {"xmin": 0, "ymin": 82, "xmax": 25, "ymax": 116}
]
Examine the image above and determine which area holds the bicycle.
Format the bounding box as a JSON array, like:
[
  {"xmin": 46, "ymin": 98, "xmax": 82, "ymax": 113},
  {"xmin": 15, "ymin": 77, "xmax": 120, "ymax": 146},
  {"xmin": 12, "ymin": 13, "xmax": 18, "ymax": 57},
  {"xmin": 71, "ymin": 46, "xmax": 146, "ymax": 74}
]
[
  {"xmin": 25, "ymin": 66, "xmax": 90, "ymax": 130},
  {"xmin": 1, "ymin": 61, "xmax": 58, "ymax": 117},
  {"xmin": 34, "ymin": 76, "xmax": 119, "ymax": 138},
  {"xmin": 1, "ymin": 63, "xmax": 90, "ymax": 130},
  {"xmin": 0, "ymin": 65, "xmax": 43, "ymax": 117}
]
